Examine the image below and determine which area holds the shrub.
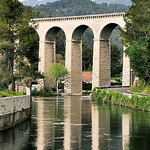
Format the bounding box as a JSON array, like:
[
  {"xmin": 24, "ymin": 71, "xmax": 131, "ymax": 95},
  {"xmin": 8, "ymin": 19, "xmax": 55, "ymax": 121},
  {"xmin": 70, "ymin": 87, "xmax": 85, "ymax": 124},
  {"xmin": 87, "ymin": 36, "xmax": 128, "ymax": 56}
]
[{"xmin": 92, "ymin": 88, "xmax": 150, "ymax": 111}]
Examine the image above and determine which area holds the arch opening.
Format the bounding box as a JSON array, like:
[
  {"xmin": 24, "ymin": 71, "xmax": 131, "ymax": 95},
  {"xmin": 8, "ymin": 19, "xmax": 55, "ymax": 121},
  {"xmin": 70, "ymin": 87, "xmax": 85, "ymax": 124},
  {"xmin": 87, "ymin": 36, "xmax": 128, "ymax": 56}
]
[
  {"xmin": 71, "ymin": 25, "xmax": 94, "ymax": 94},
  {"xmin": 99, "ymin": 23, "xmax": 123, "ymax": 87},
  {"xmin": 44, "ymin": 27, "xmax": 66, "ymax": 89}
]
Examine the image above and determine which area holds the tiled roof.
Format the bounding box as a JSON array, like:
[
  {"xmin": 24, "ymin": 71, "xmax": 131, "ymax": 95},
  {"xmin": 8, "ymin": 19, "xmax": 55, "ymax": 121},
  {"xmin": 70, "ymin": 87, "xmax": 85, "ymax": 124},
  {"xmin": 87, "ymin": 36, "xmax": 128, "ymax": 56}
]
[{"xmin": 82, "ymin": 71, "xmax": 92, "ymax": 83}]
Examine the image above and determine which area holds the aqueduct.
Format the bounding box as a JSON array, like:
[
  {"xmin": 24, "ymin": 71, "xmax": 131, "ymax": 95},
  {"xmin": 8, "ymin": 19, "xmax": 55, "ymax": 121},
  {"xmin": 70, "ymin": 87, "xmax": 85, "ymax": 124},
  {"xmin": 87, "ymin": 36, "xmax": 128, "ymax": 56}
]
[{"xmin": 34, "ymin": 12, "xmax": 130, "ymax": 95}]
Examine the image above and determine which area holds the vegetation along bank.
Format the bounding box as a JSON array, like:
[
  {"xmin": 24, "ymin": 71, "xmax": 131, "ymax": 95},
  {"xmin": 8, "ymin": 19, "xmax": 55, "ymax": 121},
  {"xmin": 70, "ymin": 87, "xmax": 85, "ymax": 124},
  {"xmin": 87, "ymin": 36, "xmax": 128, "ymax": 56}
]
[{"xmin": 92, "ymin": 87, "xmax": 150, "ymax": 112}]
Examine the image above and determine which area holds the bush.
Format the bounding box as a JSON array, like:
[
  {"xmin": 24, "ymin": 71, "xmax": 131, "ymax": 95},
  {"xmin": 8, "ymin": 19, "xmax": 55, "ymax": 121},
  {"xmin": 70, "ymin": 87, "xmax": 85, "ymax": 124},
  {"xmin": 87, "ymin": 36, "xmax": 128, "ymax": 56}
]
[
  {"xmin": 0, "ymin": 90, "xmax": 25, "ymax": 97},
  {"xmin": 130, "ymin": 80, "xmax": 150, "ymax": 95},
  {"xmin": 92, "ymin": 88, "xmax": 150, "ymax": 111},
  {"xmin": 31, "ymin": 86, "xmax": 57, "ymax": 97}
]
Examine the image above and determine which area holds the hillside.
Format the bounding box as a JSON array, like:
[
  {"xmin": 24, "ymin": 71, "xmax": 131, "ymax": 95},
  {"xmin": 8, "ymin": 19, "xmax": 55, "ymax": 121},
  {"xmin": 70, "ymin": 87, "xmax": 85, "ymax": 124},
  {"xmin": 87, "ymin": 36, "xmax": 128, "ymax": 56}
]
[
  {"xmin": 33, "ymin": 0, "xmax": 128, "ymax": 17},
  {"xmin": 20, "ymin": 0, "xmax": 131, "ymax": 6},
  {"xmin": 94, "ymin": 0, "xmax": 131, "ymax": 5}
]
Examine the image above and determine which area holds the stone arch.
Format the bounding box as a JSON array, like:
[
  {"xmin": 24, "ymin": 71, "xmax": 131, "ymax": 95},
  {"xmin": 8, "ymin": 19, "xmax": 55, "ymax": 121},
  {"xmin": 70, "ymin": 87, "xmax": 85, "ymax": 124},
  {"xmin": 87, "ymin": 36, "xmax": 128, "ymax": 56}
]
[
  {"xmin": 100, "ymin": 23, "xmax": 121, "ymax": 40},
  {"xmin": 45, "ymin": 26, "xmax": 66, "ymax": 41},
  {"xmin": 72, "ymin": 25, "xmax": 94, "ymax": 41},
  {"xmin": 98, "ymin": 23, "xmax": 123, "ymax": 87},
  {"xmin": 38, "ymin": 26, "xmax": 66, "ymax": 87},
  {"xmin": 66, "ymin": 25, "xmax": 94, "ymax": 95},
  {"xmin": 43, "ymin": 26, "xmax": 66, "ymax": 72}
]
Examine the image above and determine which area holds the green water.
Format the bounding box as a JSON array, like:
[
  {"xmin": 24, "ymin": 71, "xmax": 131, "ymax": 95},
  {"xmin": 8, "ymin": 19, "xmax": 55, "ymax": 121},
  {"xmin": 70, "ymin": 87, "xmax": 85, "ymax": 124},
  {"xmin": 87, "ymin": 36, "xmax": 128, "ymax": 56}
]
[{"xmin": 0, "ymin": 96, "xmax": 150, "ymax": 150}]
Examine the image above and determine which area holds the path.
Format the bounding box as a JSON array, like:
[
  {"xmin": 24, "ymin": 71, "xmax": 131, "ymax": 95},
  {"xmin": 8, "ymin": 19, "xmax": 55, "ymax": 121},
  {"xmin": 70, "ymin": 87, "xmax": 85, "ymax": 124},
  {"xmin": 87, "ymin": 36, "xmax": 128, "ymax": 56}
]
[{"xmin": 107, "ymin": 87, "xmax": 149, "ymax": 97}]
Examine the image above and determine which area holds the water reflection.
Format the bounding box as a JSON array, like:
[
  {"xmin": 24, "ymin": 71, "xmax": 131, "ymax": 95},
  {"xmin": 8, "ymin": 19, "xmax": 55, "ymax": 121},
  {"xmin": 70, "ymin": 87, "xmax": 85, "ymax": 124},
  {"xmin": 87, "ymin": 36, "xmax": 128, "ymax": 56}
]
[
  {"xmin": 64, "ymin": 96, "xmax": 82, "ymax": 150},
  {"xmin": 122, "ymin": 114, "xmax": 131, "ymax": 150},
  {"xmin": 1, "ymin": 96, "xmax": 150, "ymax": 150},
  {"xmin": 92, "ymin": 104, "xmax": 99, "ymax": 150}
]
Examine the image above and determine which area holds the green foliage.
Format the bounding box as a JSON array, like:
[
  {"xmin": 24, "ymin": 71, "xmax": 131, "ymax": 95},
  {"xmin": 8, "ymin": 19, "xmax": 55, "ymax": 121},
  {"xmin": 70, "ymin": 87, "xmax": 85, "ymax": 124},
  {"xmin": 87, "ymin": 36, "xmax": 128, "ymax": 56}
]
[
  {"xmin": 48, "ymin": 63, "xmax": 68, "ymax": 95},
  {"xmin": 121, "ymin": 0, "xmax": 150, "ymax": 46},
  {"xmin": 111, "ymin": 43, "xmax": 123, "ymax": 77},
  {"xmin": 82, "ymin": 43, "xmax": 93, "ymax": 71},
  {"xmin": 32, "ymin": 86, "xmax": 57, "ymax": 97},
  {"xmin": 48, "ymin": 63, "xmax": 68, "ymax": 83},
  {"xmin": 0, "ymin": 90, "xmax": 25, "ymax": 97},
  {"xmin": 92, "ymin": 88, "xmax": 150, "ymax": 111},
  {"xmin": 130, "ymin": 80, "xmax": 150, "ymax": 95},
  {"xmin": 0, "ymin": 0, "xmax": 41, "ymax": 90},
  {"xmin": 126, "ymin": 38, "xmax": 150, "ymax": 81},
  {"xmin": 121, "ymin": 0, "xmax": 150, "ymax": 82},
  {"xmin": 34, "ymin": 0, "xmax": 128, "ymax": 17}
]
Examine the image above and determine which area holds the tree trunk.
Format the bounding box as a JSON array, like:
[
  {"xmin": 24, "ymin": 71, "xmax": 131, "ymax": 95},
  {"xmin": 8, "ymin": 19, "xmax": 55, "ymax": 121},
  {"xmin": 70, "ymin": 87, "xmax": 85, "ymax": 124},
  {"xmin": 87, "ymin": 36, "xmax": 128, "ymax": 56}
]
[
  {"xmin": 56, "ymin": 81, "xmax": 59, "ymax": 95},
  {"xmin": 11, "ymin": 52, "xmax": 15, "ymax": 92}
]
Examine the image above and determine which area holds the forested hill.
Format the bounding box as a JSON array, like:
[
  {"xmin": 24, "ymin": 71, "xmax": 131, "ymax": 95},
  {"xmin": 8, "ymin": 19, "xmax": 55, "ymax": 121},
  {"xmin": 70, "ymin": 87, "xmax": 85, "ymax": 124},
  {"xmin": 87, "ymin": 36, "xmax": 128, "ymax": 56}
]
[
  {"xmin": 21, "ymin": 0, "xmax": 131, "ymax": 6},
  {"xmin": 33, "ymin": 0, "xmax": 128, "ymax": 17},
  {"xmin": 94, "ymin": 0, "xmax": 131, "ymax": 6}
]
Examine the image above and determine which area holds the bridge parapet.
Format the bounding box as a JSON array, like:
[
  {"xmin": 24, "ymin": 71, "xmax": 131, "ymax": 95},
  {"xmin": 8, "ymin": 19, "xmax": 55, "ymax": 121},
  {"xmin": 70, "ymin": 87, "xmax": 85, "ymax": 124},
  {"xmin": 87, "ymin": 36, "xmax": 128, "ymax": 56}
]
[{"xmin": 33, "ymin": 12, "xmax": 125, "ymax": 22}]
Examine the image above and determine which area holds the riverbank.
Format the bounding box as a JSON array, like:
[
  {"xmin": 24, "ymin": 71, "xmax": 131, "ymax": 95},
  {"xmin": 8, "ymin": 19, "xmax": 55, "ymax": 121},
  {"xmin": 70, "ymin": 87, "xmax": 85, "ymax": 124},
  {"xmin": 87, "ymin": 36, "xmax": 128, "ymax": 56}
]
[
  {"xmin": 92, "ymin": 87, "xmax": 150, "ymax": 111},
  {"xmin": 0, "ymin": 95, "xmax": 31, "ymax": 131}
]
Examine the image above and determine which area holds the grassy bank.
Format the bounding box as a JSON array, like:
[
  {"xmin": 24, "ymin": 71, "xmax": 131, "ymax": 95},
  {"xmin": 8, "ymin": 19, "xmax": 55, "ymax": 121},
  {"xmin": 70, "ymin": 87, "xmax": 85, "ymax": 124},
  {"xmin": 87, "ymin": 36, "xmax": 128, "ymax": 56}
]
[
  {"xmin": 0, "ymin": 90, "xmax": 26, "ymax": 97},
  {"xmin": 130, "ymin": 81, "xmax": 150, "ymax": 95},
  {"xmin": 92, "ymin": 87, "xmax": 150, "ymax": 111}
]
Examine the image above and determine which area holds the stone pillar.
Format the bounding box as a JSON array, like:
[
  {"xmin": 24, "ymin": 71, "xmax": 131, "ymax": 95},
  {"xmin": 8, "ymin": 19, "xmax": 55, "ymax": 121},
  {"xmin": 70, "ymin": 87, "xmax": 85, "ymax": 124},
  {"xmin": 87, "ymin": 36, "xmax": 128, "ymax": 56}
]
[
  {"xmin": 38, "ymin": 40, "xmax": 56, "ymax": 86},
  {"xmin": 122, "ymin": 47, "xmax": 130, "ymax": 86},
  {"xmin": 99, "ymin": 40, "xmax": 111, "ymax": 87},
  {"xmin": 38, "ymin": 40, "xmax": 56, "ymax": 73},
  {"xmin": 92, "ymin": 39, "xmax": 100, "ymax": 89},
  {"xmin": 64, "ymin": 40, "xmax": 72, "ymax": 94},
  {"xmin": 65, "ymin": 40, "xmax": 82, "ymax": 95},
  {"xmin": 92, "ymin": 39, "xmax": 111, "ymax": 90}
]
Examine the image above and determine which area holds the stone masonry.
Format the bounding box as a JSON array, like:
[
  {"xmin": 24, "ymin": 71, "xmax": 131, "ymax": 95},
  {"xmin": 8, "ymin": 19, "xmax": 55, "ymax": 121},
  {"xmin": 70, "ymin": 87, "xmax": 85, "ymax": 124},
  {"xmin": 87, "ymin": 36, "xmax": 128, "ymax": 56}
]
[
  {"xmin": 0, "ymin": 96, "xmax": 30, "ymax": 131},
  {"xmin": 33, "ymin": 12, "xmax": 131, "ymax": 95}
]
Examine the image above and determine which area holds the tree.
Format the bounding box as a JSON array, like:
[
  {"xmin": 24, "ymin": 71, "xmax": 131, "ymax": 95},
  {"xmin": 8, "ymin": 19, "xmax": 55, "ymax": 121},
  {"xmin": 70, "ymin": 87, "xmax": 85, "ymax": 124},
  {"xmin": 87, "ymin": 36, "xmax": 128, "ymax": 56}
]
[
  {"xmin": 121, "ymin": 0, "xmax": 150, "ymax": 82},
  {"xmin": 48, "ymin": 63, "xmax": 68, "ymax": 95},
  {"xmin": 82, "ymin": 43, "xmax": 93, "ymax": 71},
  {"xmin": 120, "ymin": 0, "xmax": 150, "ymax": 46},
  {"xmin": 0, "ymin": 0, "xmax": 24, "ymax": 91},
  {"xmin": 126, "ymin": 38, "xmax": 150, "ymax": 82},
  {"xmin": 111, "ymin": 43, "xmax": 122, "ymax": 77},
  {"xmin": 0, "ymin": 0, "xmax": 40, "ymax": 90}
]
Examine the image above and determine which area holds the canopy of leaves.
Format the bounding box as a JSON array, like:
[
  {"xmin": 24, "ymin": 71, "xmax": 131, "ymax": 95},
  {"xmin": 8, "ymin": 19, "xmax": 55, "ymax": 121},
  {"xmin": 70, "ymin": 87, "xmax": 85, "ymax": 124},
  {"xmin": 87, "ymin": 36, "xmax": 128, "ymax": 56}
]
[
  {"xmin": 111, "ymin": 43, "xmax": 122, "ymax": 77},
  {"xmin": 34, "ymin": 0, "xmax": 128, "ymax": 17},
  {"xmin": 0, "ymin": 0, "xmax": 41, "ymax": 89},
  {"xmin": 121, "ymin": 0, "xmax": 150, "ymax": 46},
  {"xmin": 126, "ymin": 38, "xmax": 150, "ymax": 81},
  {"xmin": 48, "ymin": 63, "xmax": 68, "ymax": 83},
  {"xmin": 121, "ymin": 0, "xmax": 150, "ymax": 82}
]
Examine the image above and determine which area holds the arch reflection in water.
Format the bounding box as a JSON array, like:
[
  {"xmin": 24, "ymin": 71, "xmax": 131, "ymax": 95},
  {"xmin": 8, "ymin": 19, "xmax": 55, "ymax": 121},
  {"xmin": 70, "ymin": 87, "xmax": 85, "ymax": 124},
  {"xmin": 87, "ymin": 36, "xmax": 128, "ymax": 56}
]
[
  {"xmin": 64, "ymin": 96, "xmax": 82, "ymax": 150},
  {"xmin": 36, "ymin": 98, "xmax": 64, "ymax": 150},
  {"xmin": 122, "ymin": 114, "xmax": 131, "ymax": 150},
  {"xmin": 92, "ymin": 103, "xmax": 111, "ymax": 150}
]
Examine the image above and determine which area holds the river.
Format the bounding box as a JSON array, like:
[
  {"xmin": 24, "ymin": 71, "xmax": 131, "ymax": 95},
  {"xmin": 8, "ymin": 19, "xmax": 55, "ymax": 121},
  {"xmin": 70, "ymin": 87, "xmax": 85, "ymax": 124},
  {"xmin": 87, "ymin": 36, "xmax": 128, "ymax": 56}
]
[{"xmin": 1, "ymin": 96, "xmax": 150, "ymax": 150}]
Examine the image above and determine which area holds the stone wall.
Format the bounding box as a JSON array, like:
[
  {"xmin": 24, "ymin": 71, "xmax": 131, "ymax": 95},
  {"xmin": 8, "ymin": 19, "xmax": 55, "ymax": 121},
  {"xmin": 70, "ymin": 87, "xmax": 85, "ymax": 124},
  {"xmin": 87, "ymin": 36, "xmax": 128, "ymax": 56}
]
[{"xmin": 0, "ymin": 95, "xmax": 30, "ymax": 131}]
